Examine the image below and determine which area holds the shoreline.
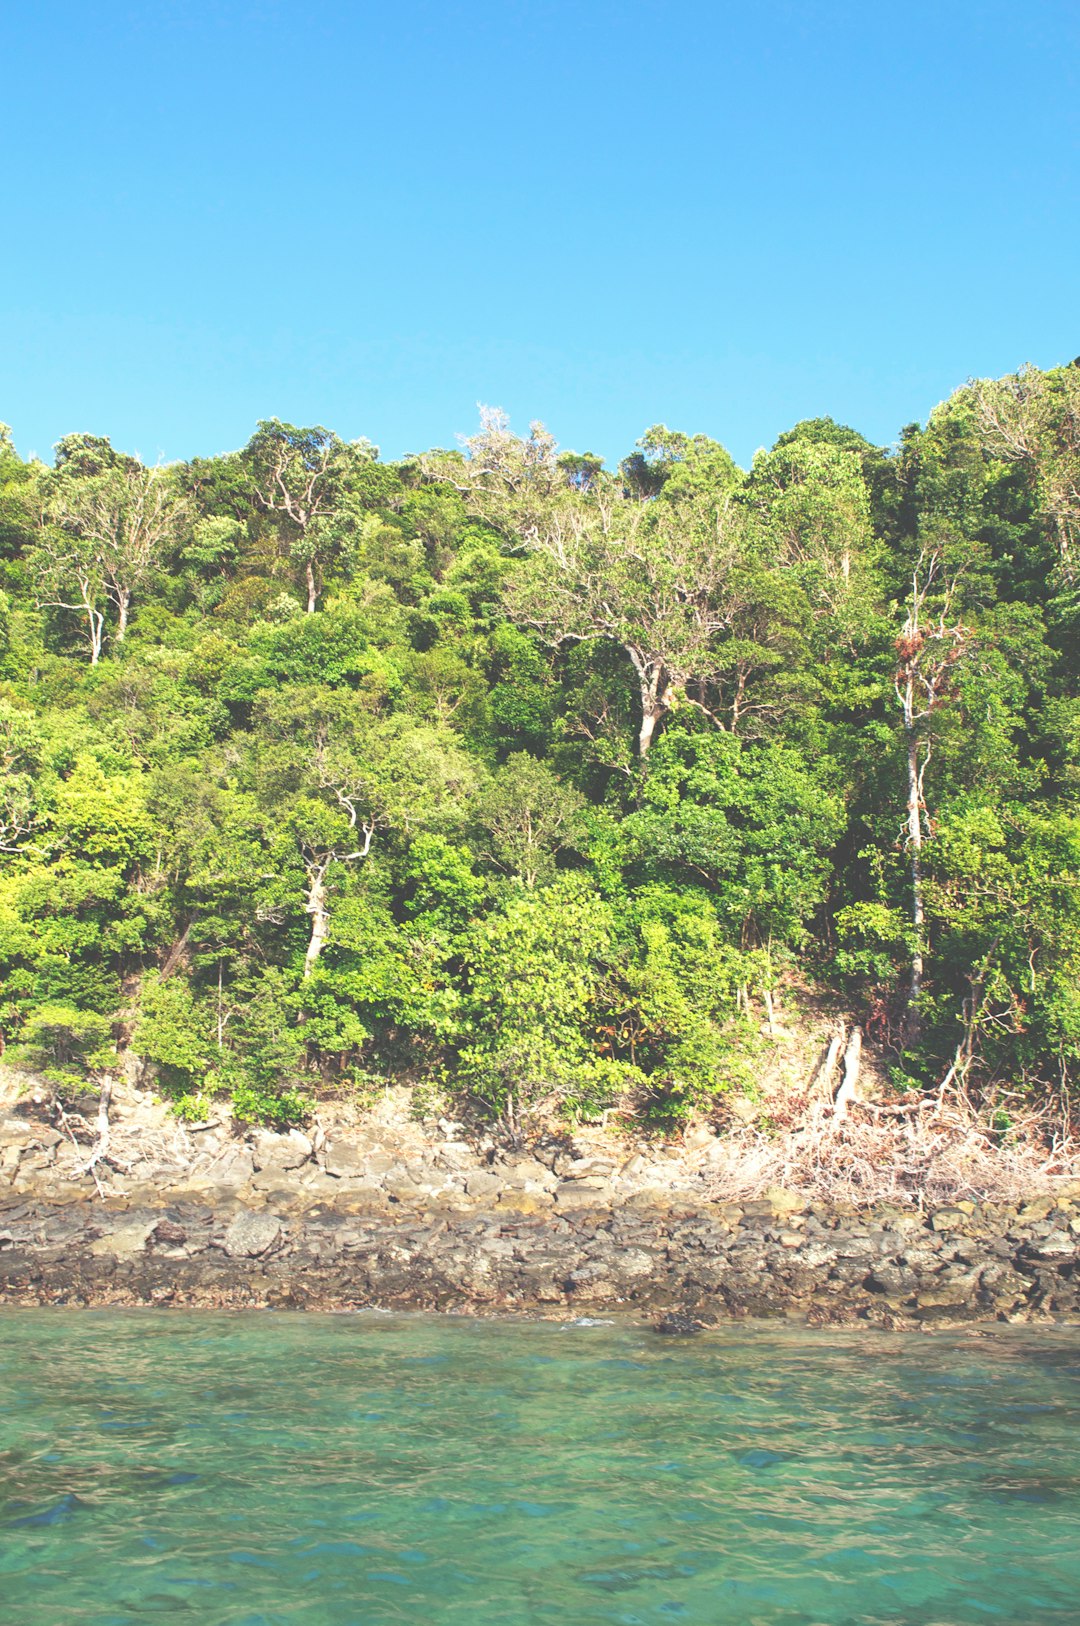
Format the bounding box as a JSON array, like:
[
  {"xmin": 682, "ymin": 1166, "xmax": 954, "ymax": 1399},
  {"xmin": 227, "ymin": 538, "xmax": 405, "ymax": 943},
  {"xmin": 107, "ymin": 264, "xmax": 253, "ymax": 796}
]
[
  {"xmin": 2, "ymin": 1187, "xmax": 1077, "ymax": 1328},
  {"xmin": 3, "ymin": 1087, "xmax": 1078, "ymax": 1327}
]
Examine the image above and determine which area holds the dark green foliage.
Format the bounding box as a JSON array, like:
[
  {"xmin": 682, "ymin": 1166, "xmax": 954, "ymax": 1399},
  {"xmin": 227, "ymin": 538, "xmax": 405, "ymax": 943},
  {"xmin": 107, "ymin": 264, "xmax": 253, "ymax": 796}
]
[{"xmin": 1, "ymin": 365, "xmax": 1079, "ymax": 1127}]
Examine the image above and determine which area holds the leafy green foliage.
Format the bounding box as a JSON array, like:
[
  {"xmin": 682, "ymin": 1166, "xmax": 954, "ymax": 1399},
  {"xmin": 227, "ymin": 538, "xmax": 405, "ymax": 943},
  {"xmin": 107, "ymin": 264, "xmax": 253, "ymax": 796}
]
[{"xmin": 1, "ymin": 365, "xmax": 1079, "ymax": 1126}]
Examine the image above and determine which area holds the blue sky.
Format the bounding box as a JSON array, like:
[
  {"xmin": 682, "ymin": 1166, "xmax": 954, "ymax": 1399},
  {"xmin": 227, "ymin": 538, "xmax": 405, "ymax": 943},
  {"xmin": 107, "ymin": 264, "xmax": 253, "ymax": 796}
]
[{"xmin": 3, "ymin": 1, "xmax": 1077, "ymax": 470}]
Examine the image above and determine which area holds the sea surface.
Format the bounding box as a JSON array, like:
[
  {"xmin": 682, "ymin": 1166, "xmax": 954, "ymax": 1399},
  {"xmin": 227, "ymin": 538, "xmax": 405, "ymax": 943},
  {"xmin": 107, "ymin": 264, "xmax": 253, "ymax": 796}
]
[{"xmin": 0, "ymin": 1310, "xmax": 1078, "ymax": 1625}]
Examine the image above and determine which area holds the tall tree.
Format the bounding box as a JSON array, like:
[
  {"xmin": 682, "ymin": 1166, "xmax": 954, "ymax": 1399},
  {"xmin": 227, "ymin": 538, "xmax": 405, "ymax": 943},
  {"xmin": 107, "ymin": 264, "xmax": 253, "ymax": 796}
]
[
  {"xmin": 33, "ymin": 457, "xmax": 188, "ymax": 651},
  {"xmin": 244, "ymin": 420, "xmax": 376, "ymax": 612}
]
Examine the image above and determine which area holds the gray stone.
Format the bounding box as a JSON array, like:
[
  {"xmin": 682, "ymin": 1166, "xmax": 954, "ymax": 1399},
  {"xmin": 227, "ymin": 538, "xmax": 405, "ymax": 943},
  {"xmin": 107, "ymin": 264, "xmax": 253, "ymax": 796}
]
[
  {"xmin": 465, "ymin": 1170, "xmax": 503, "ymax": 1199},
  {"xmin": 618, "ymin": 1248, "xmax": 657, "ymax": 1278},
  {"xmin": 87, "ymin": 1220, "xmax": 158, "ymax": 1258},
  {"xmin": 207, "ymin": 1148, "xmax": 256, "ymax": 1186},
  {"xmin": 322, "ymin": 1142, "xmax": 368, "ymax": 1178},
  {"xmin": 321, "ymin": 1144, "xmax": 396, "ymax": 1181},
  {"xmin": 554, "ymin": 1154, "xmax": 618, "ymax": 1180},
  {"xmin": 764, "ymin": 1187, "xmax": 806, "ymax": 1217},
  {"xmin": 556, "ymin": 1180, "xmax": 611, "ymax": 1209},
  {"xmin": 0, "ymin": 1120, "xmax": 60, "ymax": 1149},
  {"xmin": 1032, "ymin": 1231, "xmax": 1075, "ymax": 1259},
  {"xmin": 224, "ymin": 1212, "xmax": 283, "ymax": 1258},
  {"xmin": 499, "ymin": 1159, "xmax": 557, "ymax": 1191},
  {"xmin": 251, "ymin": 1129, "xmax": 312, "ymax": 1172}
]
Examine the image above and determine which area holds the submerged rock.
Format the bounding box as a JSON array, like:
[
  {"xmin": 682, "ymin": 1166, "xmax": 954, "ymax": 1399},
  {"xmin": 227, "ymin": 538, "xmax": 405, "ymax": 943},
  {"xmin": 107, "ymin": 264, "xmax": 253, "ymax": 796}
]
[{"xmin": 654, "ymin": 1312, "xmax": 706, "ymax": 1336}]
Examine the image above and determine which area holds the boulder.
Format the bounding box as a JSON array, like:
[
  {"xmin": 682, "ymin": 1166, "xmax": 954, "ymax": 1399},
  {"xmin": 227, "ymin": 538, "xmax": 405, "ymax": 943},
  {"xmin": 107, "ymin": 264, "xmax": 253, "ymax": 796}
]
[
  {"xmin": 251, "ymin": 1130, "xmax": 312, "ymax": 1173},
  {"xmin": 556, "ymin": 1180, "xmax": 611, "ymax": 1210},
  {"xmin": 224, "ymin": 1212, "xmax": 283, "ymax": 1259},
  {"xmin": 322, "ymin": 1143, "xmax": 389, "ymax": 1179},
  {"xmin": 88, "ymin": 1220, "xmax": 158, "ymax": 1259},
  {"xmin": 465, "ymin": 1170, "xmax": 503, "ymax": 1201},
  {"xmin": 765, "ymin": 1187, "xmax": 806, "ymax": 1218}
]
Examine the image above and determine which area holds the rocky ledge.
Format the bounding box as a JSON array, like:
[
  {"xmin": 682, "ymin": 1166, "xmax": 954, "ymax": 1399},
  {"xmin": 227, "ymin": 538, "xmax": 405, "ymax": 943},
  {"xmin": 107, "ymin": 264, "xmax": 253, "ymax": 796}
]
[{"xmin": 0, "ymin": 1103, "xmax": 1078, "ymax": 1325}]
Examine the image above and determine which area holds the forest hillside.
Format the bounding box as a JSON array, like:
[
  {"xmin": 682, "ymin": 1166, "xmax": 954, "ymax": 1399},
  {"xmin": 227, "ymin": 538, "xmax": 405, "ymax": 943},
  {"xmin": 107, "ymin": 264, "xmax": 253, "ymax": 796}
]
[{"xmin": 1, "ymin": 363, "xmax": 1078, "ymax": 1148}]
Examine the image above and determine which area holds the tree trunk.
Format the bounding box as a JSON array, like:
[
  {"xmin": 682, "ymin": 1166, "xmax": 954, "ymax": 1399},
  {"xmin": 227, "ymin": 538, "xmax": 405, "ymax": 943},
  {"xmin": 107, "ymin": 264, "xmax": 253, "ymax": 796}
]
[
  {"xmin": 303, "ymin": 868, "xmax": 330, "ymax": 980},
  {"xmin": 834, "ymin": 1026, "xmax": 863, "ymax": 1118},
  {"xmin": 159, "ymin": 919, "xmax": 194, "ymax": 981},
  {"xmin": 87, "ymin": 603, "xmax": 105, "ymax": 665},
  {"xmin": 730, "ymin": 664, "xmax": 750, "ymax": 734},
  {"xmin": 814, "ymin": 1026, "xmax": 845, "ymax": 1097},
  {"xmin": 904, "ymin": 728, "xmax": 925, "ymax": 1038},
  {"xmin": 636, "ymin": 665, "xmax": 670, "ymax": 757},
  {"xmin": 115, "ymin": 589, "xmax": 130, "ymax": 643},
  {"xmin": 638, "ymin": 700, "xmax": 662, "ymax": 757},
  {"xmin": 306, "ymin": 559, "xmax": 318, "ymax": 615}
]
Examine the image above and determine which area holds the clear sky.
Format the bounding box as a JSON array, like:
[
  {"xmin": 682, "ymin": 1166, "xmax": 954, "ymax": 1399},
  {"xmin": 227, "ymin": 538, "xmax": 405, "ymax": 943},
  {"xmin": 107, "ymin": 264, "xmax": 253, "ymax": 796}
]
[{"xmin": 3, "ymin": 0, "xmax": 1077, "ymax": 470}]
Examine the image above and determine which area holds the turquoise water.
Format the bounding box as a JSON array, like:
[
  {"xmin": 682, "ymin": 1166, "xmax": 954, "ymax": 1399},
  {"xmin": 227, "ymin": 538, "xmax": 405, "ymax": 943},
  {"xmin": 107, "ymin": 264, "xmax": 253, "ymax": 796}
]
[{"xmin": 1, "ymin": 1313, "xmax": 1079, "ymax": 1624}]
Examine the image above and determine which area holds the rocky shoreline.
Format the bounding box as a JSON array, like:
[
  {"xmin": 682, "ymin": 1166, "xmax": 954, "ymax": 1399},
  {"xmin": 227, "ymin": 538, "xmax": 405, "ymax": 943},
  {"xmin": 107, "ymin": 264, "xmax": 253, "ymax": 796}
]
[{"xmin": 1, "ymin": 1098, "xmax": 1078, "ymax": 1326}]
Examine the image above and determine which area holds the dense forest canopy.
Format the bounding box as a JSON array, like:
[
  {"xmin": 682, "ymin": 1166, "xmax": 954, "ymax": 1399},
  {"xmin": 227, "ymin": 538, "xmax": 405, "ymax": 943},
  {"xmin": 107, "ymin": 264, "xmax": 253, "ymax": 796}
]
[{"xmin": 1, "ymin": 363, "xmax": 1079, "ymax": 1130}]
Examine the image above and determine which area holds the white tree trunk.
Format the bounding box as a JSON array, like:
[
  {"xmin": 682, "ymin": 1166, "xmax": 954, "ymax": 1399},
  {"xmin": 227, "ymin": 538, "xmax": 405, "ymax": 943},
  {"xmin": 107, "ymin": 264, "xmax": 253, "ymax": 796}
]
[
  {"xmin": 638, "ymin": 701, "xmax": 662, "ymax": 757},
  {"xmin": 88, "ymin": 604, "xmax": 105, "ymax": 665},
  {"xmin": 905, "ymin": 727, "xmax": 925, "ymax": 1036},
  {"xmin": 636, "ymin": 664, "xmax": 670, "ymax": 758},
  {"xmin": 815, "ymin": 1026, "xmax": 846, "ymax": 1097},
  {"xmin": 303, "ymin": 868, "xmax": 330, "ymax": 979},
  {"xmin": 834, "ymin": 1026, "xmax": 863, "ymax": 1118}
]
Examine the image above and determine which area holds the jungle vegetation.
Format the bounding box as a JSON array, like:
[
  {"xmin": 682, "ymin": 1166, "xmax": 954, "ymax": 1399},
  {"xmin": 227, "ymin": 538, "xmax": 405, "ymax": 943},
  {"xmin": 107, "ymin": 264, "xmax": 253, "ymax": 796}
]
[{"xmin": 1, "ymin": 361, "xmax": 1078, "ymax": 1131}]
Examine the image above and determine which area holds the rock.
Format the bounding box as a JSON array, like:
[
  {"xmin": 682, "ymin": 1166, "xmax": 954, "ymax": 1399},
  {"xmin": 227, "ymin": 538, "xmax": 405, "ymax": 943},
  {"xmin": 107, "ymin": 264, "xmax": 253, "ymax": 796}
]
[
  {"xmin": 655, "ymin": 1312, "xmax": 705, "ymax": 1336},
  {"xmin": 554, "ymin": 1154, "xmax": 618, "ymax": 1180},
  {"xmin": 931, "ymin": 1208, "xmax": 967, "ymax": 1232},
  {"xmin": 323, "ymin": 1144, "xmax": 396, "ymax": 1181},
  {"xmin": 1031, "ymin": 1231, "xmax": 1075, "ymax": 1259},
  {"xmin": 564, "ymin": 1263, "xmax": 616, "ymax": 1299},
  {"xmin": 497, "ymin": 1190, "xmax": 554, "ymax": 1215},
  {"xmin": 498, "ymin": 1159, "xmax": 557, "ymax": 1191},
  {"xmin": 916, "ymin": 1286, "xmax": 970, "ymax": 1309},
  {"xmin": 866, "ymin": 1265, "xmax": 917, "ymax": 1296},
  {"xmin": 465, "ymin": 1171, "xmax": 503, "ymax": 1200},
  {"xmin": 88, "ymin": 1220, "xmax": 158, "ymax": 1259},
  {"xmin": 206, "ymin": 1148, "xmax": 255, "ymax": 1186},
  {"xmin": 556, "ymin": 1180, "xmax": 611, "ymax": 1210},
  {"xmin": 434, "ymin": 1142, "xmax": 475, "ymax": 1172},
  {"xmin": 764, "ymin": 1188, "xmax": 806, "ymax": 1217},
  {"xmin": 224, "ymin": 1212, "xmax": 282, "ymax": 1259},
  {"xmin": 251, "ymin": 1130, "xmax": 312, "ymax": 1172},
  {"xmin": 0, "ymin": 1120, "xmax": 60, "ymax": 1149},
  {"xmin": 322, "ymin": 1142, "xmax": 366, "ymax": 1178},
  {"xmin": 618, "ymin": 1248, "xmax": 657, "ymax": 1278}
]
